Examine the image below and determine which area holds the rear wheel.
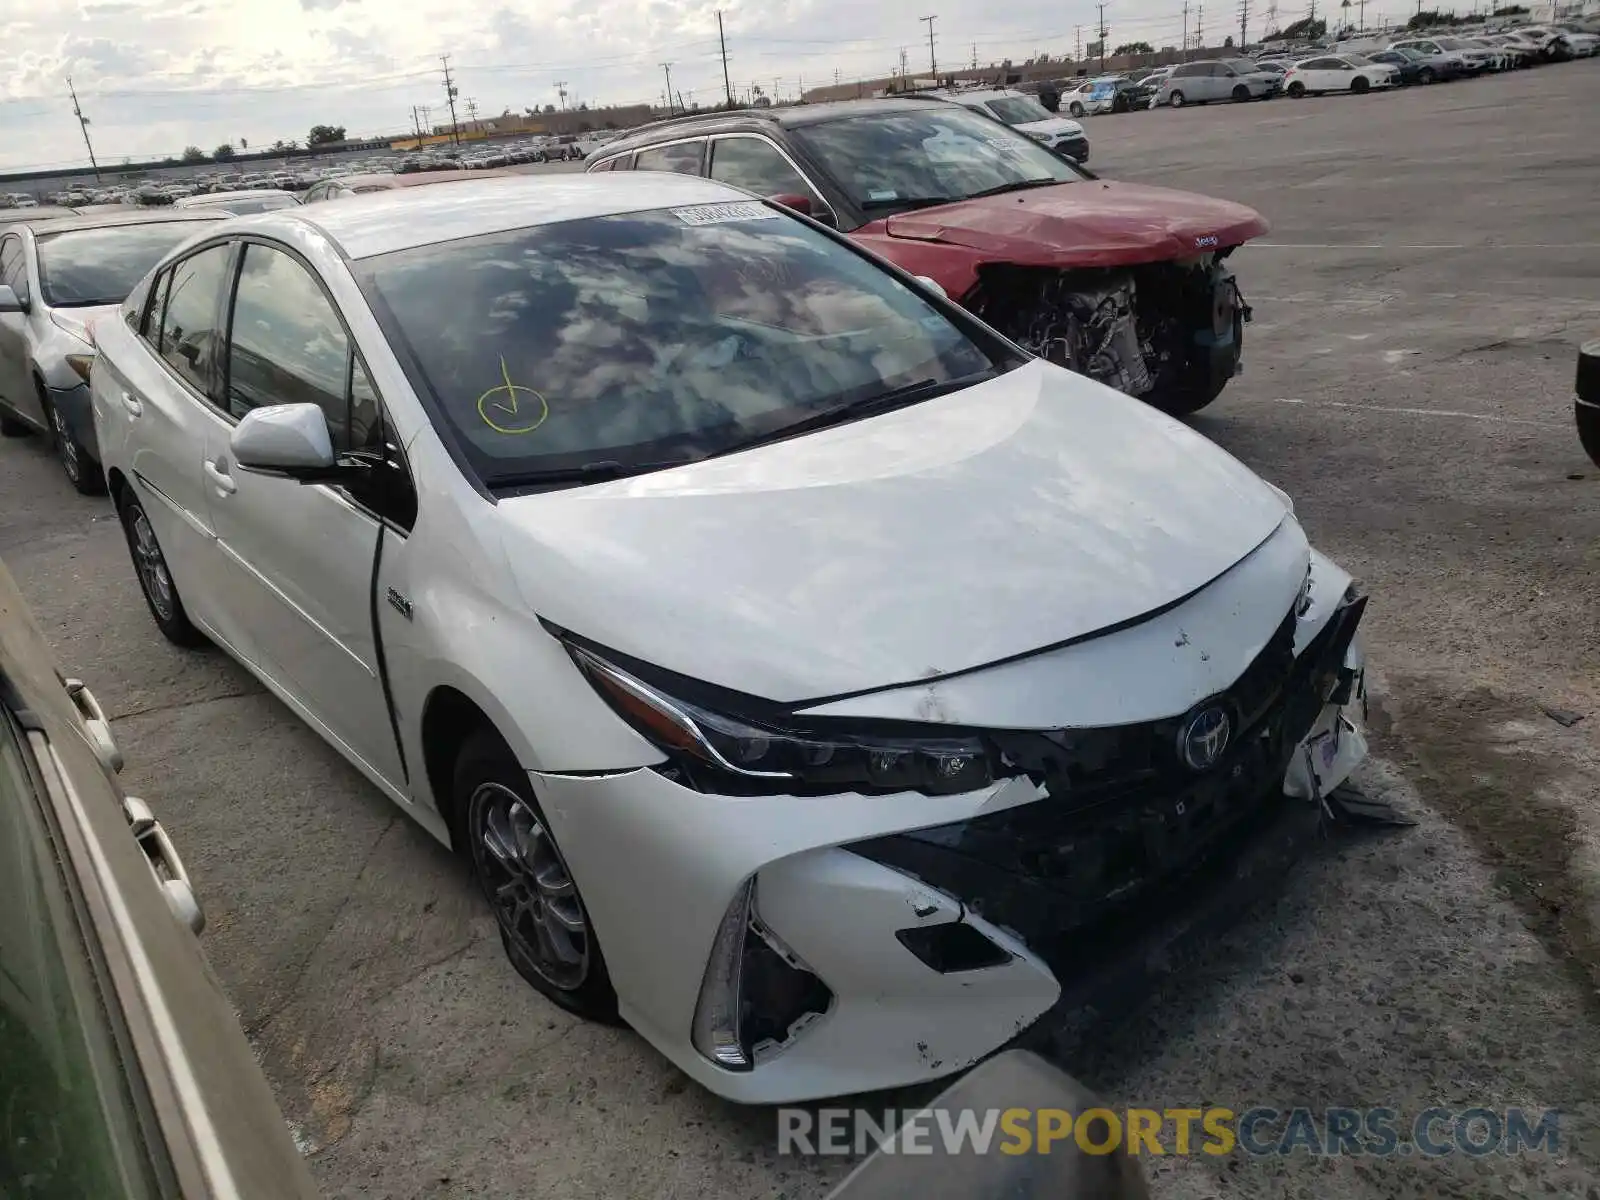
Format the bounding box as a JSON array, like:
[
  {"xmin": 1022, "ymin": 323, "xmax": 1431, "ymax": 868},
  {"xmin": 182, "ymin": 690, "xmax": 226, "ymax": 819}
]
[
  {"xmin": 1418, "ymin": 66, "xmax": 1436, "ymax": 83},
  {"xmin": 1351, "ymin": 75, "xmax": 1370, "ymax": 94},
  {"xmin": 1287, "ymin": 81, "xmax": 1306, "ymax": 98},
  {"xmin": 1167, "ymin": 90, "xmax": 1186, "ymax": 108},
  {"xmin": 1069, "ymin": 101, "xmax": 1085, "ymax": 117},
  {"xmin": 456, "ymin": 729, "xmax": 620, "ymax": 1023},
  {"xmin": 117, "ymin": 491, "xmax": 203, "ymax": 646},
  {"xmin": 1232, "ymin": 84, "xmax": 1251, "ymax": 101}
]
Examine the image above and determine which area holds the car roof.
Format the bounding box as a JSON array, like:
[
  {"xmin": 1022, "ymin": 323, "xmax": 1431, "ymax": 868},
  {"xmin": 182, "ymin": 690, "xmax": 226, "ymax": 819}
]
[
  {"xmin": 597, "ymin": 95, "xmax": 987, "ymax": 157},
  {"xmin": 236, "ymin": 172, "xmax": 753, "ymax": 260},
  {"xmin": 934, "ymin": 88, "xmax": 1024, "ymax": 103},
  {"xmin": 14, "ymin": 210, "xmax": 227, "ymax": 235},
  {"xmin": 178, "ymin": 189, "xmax": 288, "ymax": 202},
  {"xmin": 0, "ymin": 206, "xmax": 79, "ymax": 225},
  {"xmin": 335, "ymin": 170, "xmax": 504, "ymax": 188}
]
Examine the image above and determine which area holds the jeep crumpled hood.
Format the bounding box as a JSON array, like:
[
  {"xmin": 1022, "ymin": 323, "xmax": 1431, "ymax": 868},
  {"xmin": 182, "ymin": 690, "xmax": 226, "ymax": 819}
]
[
  {"xmin": 882, "ymin": 178, "xmax": 1270, "ymax": 270},
  {"xmin": 498, "ymin": 361, "xmax": 1292, "ymax": 704}
]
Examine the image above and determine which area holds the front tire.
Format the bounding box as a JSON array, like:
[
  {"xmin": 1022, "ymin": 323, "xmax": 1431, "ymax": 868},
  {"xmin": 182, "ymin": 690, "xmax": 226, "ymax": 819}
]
[
  {"xmin": 1351, "ymin": 76, "xmax": 1370, "ymax": 94},
  {"xmin": 117, "ymin": 491, "xmax": 203, "ymax": 646},
  {"xmin": 456, "ymin": 730, "xmax": 620, "ymax": 1023},
  {"xmin": 1419, "ymin": 66, "xmax": 1436, "ymax": 83},
  {"xmin": 1069, "ymin": 101, "xmax": 1085, "ymax": 117},
  {"xmin": 44, "ymin": 390, "xmax": 104, "ymax": 495},
  {"xmin": 1287, "ymin": 81, "xmax": 1306, "ymax": 98},
  {"xmin": 1232, "ymin": 84, "xmax": 1251, "ymax": 101},
  {"xmin": 1168, "ymin": 90, "xmax": 1186, "ymax": 108}
]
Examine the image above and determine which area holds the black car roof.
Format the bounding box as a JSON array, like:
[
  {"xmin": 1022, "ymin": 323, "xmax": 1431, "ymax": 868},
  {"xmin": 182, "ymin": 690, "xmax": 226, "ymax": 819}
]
[{"xmin": 597, "ymin": 96, "xmax": 956, "ymax": 156}]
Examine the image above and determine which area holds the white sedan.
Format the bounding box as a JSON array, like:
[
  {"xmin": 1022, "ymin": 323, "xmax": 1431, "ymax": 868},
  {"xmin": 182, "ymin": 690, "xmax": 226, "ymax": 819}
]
[
  {"xmin": 1284, "ymin": 53, "xmax": 1402, "ymax": 96},
  {"xmin": 89, "ymin": 174, "xmax": 1371, "ymax": 1103}
]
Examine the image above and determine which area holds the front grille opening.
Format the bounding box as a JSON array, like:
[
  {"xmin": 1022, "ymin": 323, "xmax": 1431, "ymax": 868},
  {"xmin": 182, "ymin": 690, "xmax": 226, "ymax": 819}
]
[{"xmin": 896, "ymin": 921, "xmax": 1014, "ymax": 973}]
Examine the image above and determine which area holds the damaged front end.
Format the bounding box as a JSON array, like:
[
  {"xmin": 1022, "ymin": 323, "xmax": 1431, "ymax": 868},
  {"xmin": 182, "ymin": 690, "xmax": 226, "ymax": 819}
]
[{"xmin": 970, "ymin": 254, "xmax": 1252, "ymax": 417}]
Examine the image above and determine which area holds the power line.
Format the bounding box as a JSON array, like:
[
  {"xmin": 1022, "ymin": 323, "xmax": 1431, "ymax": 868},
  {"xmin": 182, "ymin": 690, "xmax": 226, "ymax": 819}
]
[
  {"xmin": 920, "ymin": 14, "xmax": 938, "ymax": 77},
  {"xmin": 439, "ymin": 53, "xmax": 461, "ymax": 146},
  {"xmin": 66, "ymin": 76, "xmax": 100, "ymax": 182}
]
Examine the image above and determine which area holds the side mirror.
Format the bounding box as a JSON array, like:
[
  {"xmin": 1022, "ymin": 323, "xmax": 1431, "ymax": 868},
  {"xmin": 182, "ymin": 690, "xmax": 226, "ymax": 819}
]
[
  {"xmin": 230, "ymin": 403, "xmax": 335, "ymax": 478},
  {"xmin": 0, "ymin": 283, "xmax": 25, "ymax": 314},
  {"xmin": 915, "ymin": 275, "xmax": 949, "ymax": 300}
]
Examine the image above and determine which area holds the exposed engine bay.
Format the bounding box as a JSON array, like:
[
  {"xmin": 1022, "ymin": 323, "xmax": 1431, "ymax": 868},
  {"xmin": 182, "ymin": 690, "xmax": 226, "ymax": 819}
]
[{"xmin": 970, "ymin": 255, "xmax": 1252, "ymax": 414}]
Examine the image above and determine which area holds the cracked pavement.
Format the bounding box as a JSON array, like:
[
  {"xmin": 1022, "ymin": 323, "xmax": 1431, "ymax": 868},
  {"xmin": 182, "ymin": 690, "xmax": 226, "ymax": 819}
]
[{"xmin": 2, "ymin": 62, "xmax": 1598, "ymax": 1198}]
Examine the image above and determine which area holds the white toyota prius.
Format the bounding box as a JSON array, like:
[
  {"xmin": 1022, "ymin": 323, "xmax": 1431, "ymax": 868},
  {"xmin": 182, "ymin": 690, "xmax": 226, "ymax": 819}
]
[{"xmin": 90, "ymin": 173, "xmax": 1370, "ymax": 1103}]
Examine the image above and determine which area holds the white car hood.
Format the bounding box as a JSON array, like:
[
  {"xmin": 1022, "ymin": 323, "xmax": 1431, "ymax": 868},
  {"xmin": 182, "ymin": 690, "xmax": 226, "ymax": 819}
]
[
  {"xmin": 498, "ymin": 361, "xmax": 1291, "ymax": 703},
  {"xmin": 1016, "ymin": 116, "xmax": 1085, "ymax": 139},
  {"xmin": 47, "ymin": 303, "xmax": 116, "ymax": 347}
]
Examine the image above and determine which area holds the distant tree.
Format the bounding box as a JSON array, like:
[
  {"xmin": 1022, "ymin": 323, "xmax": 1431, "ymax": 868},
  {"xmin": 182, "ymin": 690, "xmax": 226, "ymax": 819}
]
[
  {"xmin": 1491, "ymin": 3, "xmax": 1528, "ymax": 11},
  {"xmin": 161, "ymin": 156, "xmax": 180, "ymax": 165},
  {"xmin": 1224, "ymin": 34, "xmax": 1235, "ymax": 46},
  {"xmin": 180, "ymin": 145, "xmax": 207, "ymax": 163},
  {"xmin": 1113, "ymin": 40, "xmax": 1155, "ymax": 54},
  {"xmin": 214, "ymin": 143, "xmax": 236, "ymax": 160},
  {"xmin": 542, "ymin": 103, "xmax": 556, "ymax": 113},
  {"xmin": 1266, "ymin": 15, "xmax": 1326, "ymax": 39},
  {"xmin": 307, "ymin": 124, "xmax": 346, "ymax": 146},
  {"xmin": 240, "ymin": 137, "xmax": 249, "ymax": 149},
  {"xmin": 577, "ymin": 100, "xmax": 589, "ymax": 111}
]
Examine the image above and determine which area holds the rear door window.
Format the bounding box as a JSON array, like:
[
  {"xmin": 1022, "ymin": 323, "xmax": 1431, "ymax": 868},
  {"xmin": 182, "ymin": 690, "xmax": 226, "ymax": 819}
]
[
  {"xmin": 708, "ymin": 137, "xmax": 823, "ymax": 209},
  {"xmin": 157, "ymin": 243, "xmax": 232, "ymax": 396},
  {"xmin": 633, "ymin": 141, "xmax": 706, "ymax": 175}
]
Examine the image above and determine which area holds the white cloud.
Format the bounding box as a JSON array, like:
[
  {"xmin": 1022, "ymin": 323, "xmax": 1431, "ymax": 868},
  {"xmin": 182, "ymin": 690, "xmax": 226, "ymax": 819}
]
[{"xmin": 0, "ymin": 0, "xmax": 1198, "ymax": 171}]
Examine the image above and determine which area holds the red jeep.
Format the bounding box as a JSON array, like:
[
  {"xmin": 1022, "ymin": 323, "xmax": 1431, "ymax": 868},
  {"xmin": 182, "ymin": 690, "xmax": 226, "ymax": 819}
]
[{"xmin": 587, "ymin": 97, "xmax": 1266, "ymax": 415}]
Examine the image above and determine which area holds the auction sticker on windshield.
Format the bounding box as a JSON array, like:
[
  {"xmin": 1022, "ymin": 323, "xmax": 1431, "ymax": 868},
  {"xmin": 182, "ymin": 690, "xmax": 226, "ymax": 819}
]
[{"xmin": 672, "ymin": 202, "xmax": 782, "ymax": 226}]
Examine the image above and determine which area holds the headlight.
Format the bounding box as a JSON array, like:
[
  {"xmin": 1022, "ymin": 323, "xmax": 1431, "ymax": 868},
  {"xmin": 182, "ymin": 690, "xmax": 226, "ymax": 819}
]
[{"xmin": 564, "ymin": 642, "xmax": 994, "ymax": 796}]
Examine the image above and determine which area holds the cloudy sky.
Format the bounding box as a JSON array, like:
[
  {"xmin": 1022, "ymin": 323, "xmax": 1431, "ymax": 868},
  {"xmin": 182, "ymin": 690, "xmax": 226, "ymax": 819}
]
[{"xmin": 0, "ymin": 0, "xmax": 1303, "ymax": 172}]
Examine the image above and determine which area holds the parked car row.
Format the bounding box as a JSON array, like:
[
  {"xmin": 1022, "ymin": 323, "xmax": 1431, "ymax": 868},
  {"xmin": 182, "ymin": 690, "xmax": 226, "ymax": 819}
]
[{"xmin": 0, "ymin": 89, "xmax": 1381, "ymax": 1109}]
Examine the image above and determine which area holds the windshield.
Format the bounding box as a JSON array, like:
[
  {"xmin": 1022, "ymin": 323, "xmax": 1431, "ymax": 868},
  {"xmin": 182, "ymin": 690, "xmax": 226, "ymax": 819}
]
[
  {"xmin": 202, "ymin": 195, "xmax": 297, "ymax": 214},
  {"xmin": 1225, "ymin": 58, "xmax": 1260, "ymax": 73},
  {"xmin": 792, "ymin": 108, "xmax": 1080, "ymax": 215},
  {"xmin": 1435, "ymin": 37, "xmax": 1472, "ymax": 49},
  {"xmin": 37, "ymin": 223, "xmax": 205, "ymax": 307},
  {"xmin": 1343, "ymin": 53, "xmax": 1375, "ymax": 64},
  {"xmin": 984, "ymin": 96, "xmax": 1055, "ymax": 125},
  {"xmin": 359, "ymin": 206, "xmax": 1001, "ymax": 486}
]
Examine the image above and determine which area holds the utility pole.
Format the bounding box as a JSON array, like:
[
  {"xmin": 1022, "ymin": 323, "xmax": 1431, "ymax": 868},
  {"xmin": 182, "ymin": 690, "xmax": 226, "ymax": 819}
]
[
  {"xmin": 1096, "ymin": 2, "xmax": 1109, "ymax": 69},
  {"xmin": 1196, "ymin": 3, "xmax": 1205, "ymax": 48},
  {"xmin": 717, "ymin": 11, "xmax": 734, "ymax": 109},
  {"xmin": 661, "ymin": 62, "xmax": 675, "ymax": 113},
  {"xmin": 972, "ymin": 42, "xmax": 978, "ymax": 69},
  {"xmin": 411, "ymin": 105, "xmax": 424, "ymax": 142},
  {"xmin": 1240, "ymin": 0, "xmax": 1250, "ymax": 46},
  {"xmin": 1183, "ymin": 0, "xmax": 1190, "ymax": 50},
  {"xmin": 921, "ymin": 15, "xmax": 938, "ymax": 78},
  {"xmin": 1265, "ymin": 0, "xmax": 1278, "ymax": 33},
  {"xmin": 1359, "ymin": 0, "xmax": 1366, "ymax": 28},
  {"xmin": 900, "ymin": 46, "xmax": 909, "ymax": 78},
  {"xmin": 1075, "ymin": 25, "xmax": 1083, "ymax": 59},
  {"xmin": 465, "ymin": 98, "xmax": 478, "ymax": 126},
  {"xmin": 439, "ymin": 54, "xmax": 461, "ymax": 146},
  {"xmin": 66, "ymin": 77, "xmax": 100, "ymax": 182},
  {"xmin": 554, "ymin": 81, "xmax": 568, "ymax": 110}
]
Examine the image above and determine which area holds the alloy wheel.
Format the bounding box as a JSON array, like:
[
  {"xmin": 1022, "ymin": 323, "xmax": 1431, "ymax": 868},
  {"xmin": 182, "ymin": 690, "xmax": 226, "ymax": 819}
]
[
  {"xmin": 50, "ymin": 403, "xmax": 80, "ymax": 483},
  {"xmin": 129, "ymin": 506, "xmax": 175, "ymax": 622},
  {"xmin": 472, "ymin": 782, "xmax": 590, "ymax": 991}
]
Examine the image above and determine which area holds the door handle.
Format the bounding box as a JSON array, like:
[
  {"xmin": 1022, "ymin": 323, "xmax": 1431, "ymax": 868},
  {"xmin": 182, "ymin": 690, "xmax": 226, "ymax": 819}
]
[
  {"xmin": 204, "ymin": 459, "xmax": 237, "ymax": 495},
  {"xmin": 123, "ymin": 795, "xmax": 205, "ymax": 935},
  {"xmin": 120, "ymin": 391, "xmax": 142, "ymax": 417}
]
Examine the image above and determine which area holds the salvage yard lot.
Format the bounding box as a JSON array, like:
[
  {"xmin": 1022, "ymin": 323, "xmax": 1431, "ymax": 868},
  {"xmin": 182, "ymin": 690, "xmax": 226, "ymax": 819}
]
[{"xmin": 2, "ymin": 62, "xmax": 1599, "ymax": 1199}]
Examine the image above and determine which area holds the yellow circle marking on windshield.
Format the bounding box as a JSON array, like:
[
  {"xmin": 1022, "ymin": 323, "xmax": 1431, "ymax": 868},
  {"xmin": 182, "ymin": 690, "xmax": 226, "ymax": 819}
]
[{"xmin": 477, "ymin": 356, "xmax": 549, "ymax": 435}]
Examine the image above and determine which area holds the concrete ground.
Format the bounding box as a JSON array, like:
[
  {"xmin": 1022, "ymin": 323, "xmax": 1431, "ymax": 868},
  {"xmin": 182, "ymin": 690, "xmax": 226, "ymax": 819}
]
[{"xmin": 3, "ymin": 61, "xmax": 1599, "ymax": 1198}]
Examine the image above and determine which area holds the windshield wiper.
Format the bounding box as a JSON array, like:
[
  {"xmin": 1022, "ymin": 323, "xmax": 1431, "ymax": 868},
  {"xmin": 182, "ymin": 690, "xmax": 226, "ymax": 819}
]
[
  {"xmin": 859, "ymin": 196, "xmax": 954, "ymax": 212},
  {"xmin": 961, "ymin": 178, "xmax": 1061, "ymax": 200},
  {"xmin": 487, "ymin": 459, "xmax": 693, "ymax": 490},
  {"xmin": 711, "ymin": 371, "xmax": 995, "ymax": 458}
]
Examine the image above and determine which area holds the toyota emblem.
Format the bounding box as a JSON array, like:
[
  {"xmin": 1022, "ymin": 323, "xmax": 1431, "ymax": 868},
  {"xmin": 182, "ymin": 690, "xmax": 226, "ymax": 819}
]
[{"xmin": 1178, "ymin": 705, "xmax": 1232, "ymax": 772}]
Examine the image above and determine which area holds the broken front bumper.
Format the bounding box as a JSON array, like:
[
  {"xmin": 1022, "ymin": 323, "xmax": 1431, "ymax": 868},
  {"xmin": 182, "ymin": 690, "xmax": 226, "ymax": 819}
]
[{"xmin": 533, "ymin": 577, "xmax": 1368, "ymax": 1103}]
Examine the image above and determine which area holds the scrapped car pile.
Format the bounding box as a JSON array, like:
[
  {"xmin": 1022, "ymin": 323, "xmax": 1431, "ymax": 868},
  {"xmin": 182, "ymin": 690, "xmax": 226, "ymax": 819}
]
[{"xmin": 3, "ymin": 87, "xmax": 1426, "ymax": 1107}]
